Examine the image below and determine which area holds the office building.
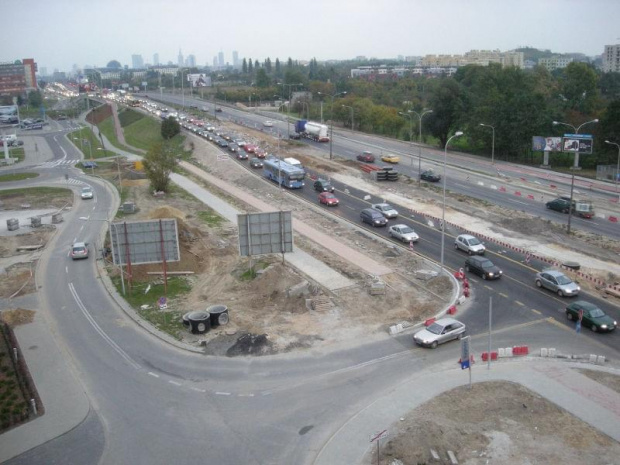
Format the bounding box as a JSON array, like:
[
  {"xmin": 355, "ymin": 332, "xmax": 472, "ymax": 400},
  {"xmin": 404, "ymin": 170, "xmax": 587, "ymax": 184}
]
[
  {"xmin": 178, "ymin": 49, "xmax": 184, "ymax": 67},
  {"xmin": 232, "ymin": 51, "xmax": 239, "ymax": 68},
  {"xmin": 0, "ymin": 58, "xmax": 38, "ymax": 98},
  {"xmin": 153, "ymin": 53, "xmax": 159, "ymax": 66},
  {"xmin": 218, "ymin": 51, "xmax": 224, "ymax": 67},
  {"xmin": 538, "ymin": 56, "xmax": 573, "ymax": 71},
  {"xmin": 186, "ymin": 54, "xmax": 196, "ymax": 68},
  {"xmin": 603, "ymin": 44, "xmax": 620, "ymax": 73},
  {"xmin": 131, "ymin": 54, "xmax": 144, "ymax": 69}
]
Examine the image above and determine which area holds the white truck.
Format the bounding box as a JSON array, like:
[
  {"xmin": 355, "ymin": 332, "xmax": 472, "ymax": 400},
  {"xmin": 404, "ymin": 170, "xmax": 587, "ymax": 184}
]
[{"xmin": 294, "ymin": 120, "xmax": 329, "ymax": 142}]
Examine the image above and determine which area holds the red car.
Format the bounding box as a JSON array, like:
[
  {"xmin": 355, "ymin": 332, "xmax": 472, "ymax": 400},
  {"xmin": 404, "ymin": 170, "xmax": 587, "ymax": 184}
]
[
  {"xmin": 244, "ymin": 144, "xmax": 257, "ymax": 153},
  {"xmin": 318, "ymin": 192, "xmax": 339, "ymax": 206},
  {"xmin": 255, "ymin": 148, "xmax": 266, "ymax": 159},
  {"xmin": 356, "ymin": 151, "xmax": 375, "ymax": 163}
]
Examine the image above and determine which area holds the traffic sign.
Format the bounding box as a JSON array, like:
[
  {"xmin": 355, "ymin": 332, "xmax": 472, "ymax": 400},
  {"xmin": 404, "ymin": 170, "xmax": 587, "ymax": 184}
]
[
  {"xmin": 525, "ymin": 252, "xmax": 531, "ymax": 264},
  {"xmin": 460, "ymin": 336, "xmax": 470, "ymax": 370}
]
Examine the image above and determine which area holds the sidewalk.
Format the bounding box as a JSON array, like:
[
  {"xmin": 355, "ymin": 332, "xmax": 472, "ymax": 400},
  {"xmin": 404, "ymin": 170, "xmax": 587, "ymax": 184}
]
[{"xmin": 314, "ymin": 359, "xmax": 620, "ymax": 464}]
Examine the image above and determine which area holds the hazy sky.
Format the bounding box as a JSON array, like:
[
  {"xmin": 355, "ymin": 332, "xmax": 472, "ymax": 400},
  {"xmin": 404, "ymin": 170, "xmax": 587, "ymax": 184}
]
[{"xmin": 6, "ymin": 0, "xmax": 620, "ymax": 72}]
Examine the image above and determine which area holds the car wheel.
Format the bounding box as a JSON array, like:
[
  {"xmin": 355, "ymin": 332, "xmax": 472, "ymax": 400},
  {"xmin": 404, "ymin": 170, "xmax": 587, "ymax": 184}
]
[
  {"xmin": 465, "ymin": 265, "xmax": 471, "ymax": 272},
  {"xmin": 454, "ymin": 243, "xmax": 459, "ymax": 250},
  {"xmin": 591, "ymin": 325, "xmax": 597, "ymax": 332},
  {"xmin": 535, "ymin": 280, "xmax": 542, "ymax": 288},
  {"xmin": 457, "ymin": 333, "xmax": 464, "ymax": 340},
  {"xmin": 567, "ymin": 312, "xmax": 573, "ymax": 321},
  {"xmin": 430, "ymin": 341, "xmax": 438, "ymax": 349},
  {"xmin": 557, "ymin": 289, "xmax": 564, "ymax": 297}
]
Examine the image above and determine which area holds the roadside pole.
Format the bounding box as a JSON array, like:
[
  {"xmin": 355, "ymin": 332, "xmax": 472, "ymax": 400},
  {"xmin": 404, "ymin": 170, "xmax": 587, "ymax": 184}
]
[{"xmin": 488, "ymin": 297, "xmax": 492, "ymax": 370}]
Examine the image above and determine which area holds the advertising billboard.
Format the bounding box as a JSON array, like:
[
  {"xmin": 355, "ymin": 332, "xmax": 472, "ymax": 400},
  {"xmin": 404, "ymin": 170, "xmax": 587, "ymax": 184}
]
[
  {"xmin": 532, "ymin": 136, "xmax": 562, "ymax": 152},
  {"xmin": 562, "ymin": 137, "xmax": 593, "ymax": 154},
  {"xmin": 187, "ymin": 73, "xmax": 211, "ymax": 87}
]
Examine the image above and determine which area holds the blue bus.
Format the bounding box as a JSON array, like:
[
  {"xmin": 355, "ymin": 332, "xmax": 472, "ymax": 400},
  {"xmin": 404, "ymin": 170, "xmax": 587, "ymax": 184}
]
[{"xmin": 263, "ymin": 157, "xmax": 306, "ymax": 189}]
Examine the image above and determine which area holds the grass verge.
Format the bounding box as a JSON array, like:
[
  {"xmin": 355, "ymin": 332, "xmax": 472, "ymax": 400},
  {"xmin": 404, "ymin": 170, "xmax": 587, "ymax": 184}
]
[
  {"xmin": 0, "ymin": 173, "xmax": 38, "ymax": 182},
  {"xmin": 68, "ymin": 126, "xmax": 117, "ymax": 159}
]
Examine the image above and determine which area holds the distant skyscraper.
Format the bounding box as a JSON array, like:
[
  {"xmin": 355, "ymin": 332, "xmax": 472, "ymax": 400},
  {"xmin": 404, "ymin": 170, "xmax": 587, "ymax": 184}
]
[
  {"xmin": 178, "ymin": 49, "xmax": 184, "ymax": 67},
  {"xmin": 213, "ymin": 56, "xmax": 218, "ymax": 68},
  {"xmin": 603, "ymin": 44, "xmax": 620, "ymax": 73},
  {"xmin": 131, "ymin": 54, "xmax": 144, "ymax": 69},
  {"xmin": 232, "ymin": 51, "xmax": 239, "ymax": 68},
  {"xmin": 40, "ymin": 67, "xmax": 47, "ymax": 76},
  {"xmin": 153, "ymin": 53, "xmax": 159, "ymax": 66},
  {"xmin": 218, "ymin": 51, "xmax": 224, "ymax": 67},
  {"xmin": 186, "ymin": 54, "xmax": 196, "ymax": 67}
]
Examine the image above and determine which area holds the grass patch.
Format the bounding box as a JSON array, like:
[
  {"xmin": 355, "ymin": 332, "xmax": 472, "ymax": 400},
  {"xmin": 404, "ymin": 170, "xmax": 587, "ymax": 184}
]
[
  {"xmin": 239, "ymin": 261, "xmax": 269, "ymax": 281},
  {"xmin": 0, "ymin": 186, "xmax": 71, "ymax": 198},
  {"xmin": 123, "ymin": 117, "xmax": 164, "ymax": 151},
  {"xmin": 7, "ymin": 148, "xmax": 24, "ymax": 163},
  {"xmin": 196, "ymin": 210, "xmax": 225, "ymax": 227},
  {"xmin": 118, "ymin": 108, "xmax": 144, "ymax": 127},
  {"xmin": 0, "ymin": 173, "xmax": 38, "ymax": 182},
  {"xmin": 98, "ymin": 117, "xmax": 142, "ymax": 155},
  {"xmin": 68, "ymin": 126, "xmax": 116, "ymax": 159}
]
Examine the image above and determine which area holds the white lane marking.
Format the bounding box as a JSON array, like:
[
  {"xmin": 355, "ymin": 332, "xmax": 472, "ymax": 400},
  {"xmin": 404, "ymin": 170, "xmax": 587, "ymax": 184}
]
[
  {"xmin": 215, "ymin": 392, "xmax": 231, "ymax": 396},
  {"xmin": 510, "ymin": 200, "xmax": 529, "ymax": 206},
  {"xmin": 148, "ymin": 372, "xmax": 160, "ymax": 378},
  {"xmin": 65, "ymin": 266, "xmax": 68, "ymax": 274},
  {"xmin": 453, "ymin": 183, "xmax": 470, "ymax": 189},
  {"xmin": 238, "ymin": 393, "xmax": 254, "ymax": 397},
  {"xmin": 68, "ymin": 283, "xmax": 141, "ymax": 370},
  {"xmin": 261, "ymin": 391, "xmax": 272, "ymax": 396},
  {"xmin": 169, "ymin": 380, "xmax": 182, "ymax": 386},
  {"xmin": 190, "ymin": 387, "xmax": 206, "ymax": 393}
]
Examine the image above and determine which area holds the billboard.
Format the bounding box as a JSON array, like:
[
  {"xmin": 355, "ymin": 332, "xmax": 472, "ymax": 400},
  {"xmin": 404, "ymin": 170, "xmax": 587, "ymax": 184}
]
[
  {"xmin": 237, "ymin": 211, "xmax": 293, "ymax": 257},
  {"xmin": 532, "ymin": 136, "xmax": 562, "ymax": 152},
  {"xmin": 109, "ymin": 219, "xmax": 180, "ymax": 266},
  {"xmin": 562, "ymin": 136, "xmax": 593, "ymax": 154},
  {"xmin": 187, "ymin": 73, "xmax": 211, "ymax": 87}
]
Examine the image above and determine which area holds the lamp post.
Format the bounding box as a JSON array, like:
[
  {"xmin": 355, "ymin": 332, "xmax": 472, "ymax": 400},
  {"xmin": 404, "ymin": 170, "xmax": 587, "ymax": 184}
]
[
  {"xmin": 479, "ymin": 123, "xmax": 495, "ymax": 164},
  {"xmin": 341, "ymin": 104, "xmax": 354, "ymax": 132},
  {"xmin": 407, "ymin": 109, "xmax": 433, "ymax": 184},
  {"xmin": 318, "ymin": 91, "xmax": 347, "ymax": 160},
  {"xmin": 605, "ymin": 140, "xmax": 620, "ymax": 202},
  {"xmin": 441, "ymin": 131, "xmax": 464, "ymax": 271},
  {"xmin": 279, "ymin": 83, "xmax": 302, "ymax": 139},
  {"xmin": 552, "ymin": 118, "xmax": 599, "ymax": 234}
]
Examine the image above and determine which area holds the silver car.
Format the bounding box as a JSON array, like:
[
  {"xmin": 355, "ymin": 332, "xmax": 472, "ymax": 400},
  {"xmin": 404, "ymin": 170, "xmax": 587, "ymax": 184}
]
[
  {"xmin": 535, "ymin": 269, "xmax": 580, "ymax": 297},
  {"xmin": 413, "ymin": 318, "xmax": 466, "ymax": 349},
  {"xmin": 454, "ymin": 234, "xmax": 486, "ymax": 255},
  {"xmin": 372, "ymin": 203, "xmax": 399, "ymax": 219},
  {"xmin": 388, "ymin": 224, "xmax": 419, "ymax": 243}
]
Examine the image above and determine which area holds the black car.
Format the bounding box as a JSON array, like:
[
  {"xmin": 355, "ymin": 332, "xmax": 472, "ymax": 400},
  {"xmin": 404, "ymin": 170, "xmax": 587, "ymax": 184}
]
[
  {"xmin": 289, "ymin": 133, "xmax": 301, "ymax": 140},
  {"xmin": 465, "ymin": 256, "xmax": 502, "ymax": 280},
  {"xmin": 420, "ymin": 170, "xmax": 441, "ymax": 182},
  {"xmin": 314, "ymin": 179, "xmax": 335, "ymax": 193},
  {"xmin": 228, "ymin": 143, "xmax": 239, "ymax": 153},
  {"xmin": 215, "ymin": 107, "xmax": 223, "ymax": 112},
  {"xmin": 546, "ymin": 198, "xmax": 572, "ymax": 214},
  {"xmin": 360, "ymin": 208, "xmax": 388, "ymax": 227},
  {"xmin": 249, "ymin": 158, "xmax": 264, "ymax": 169}
]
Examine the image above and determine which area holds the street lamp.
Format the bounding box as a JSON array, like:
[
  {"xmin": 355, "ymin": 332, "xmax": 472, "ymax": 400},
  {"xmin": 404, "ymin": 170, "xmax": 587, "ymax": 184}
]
[
  {"xmin": 604, "ymin": 140, "xmax": 620, "ymax": 202},
  {"xmin": 341, "ymin": 104, "xmax": 354, "ymax": 131},
  {"xmin": 318, "ymin": 91, "xmax": 347, "ymax": 160},
  {"xmin": 279, "ymin": 83, "xmax": 303, "ymax": 139},
  {"xmin": 552, "ymin": 118, "xmax": 599, "ymax": 234},
  {"xmin": 440, "ymin": 131, "xmax": 464, "ymax": 271},
  {"xmin": 479, "ymin": 123, "xmax": 495, "ymax": 164}
]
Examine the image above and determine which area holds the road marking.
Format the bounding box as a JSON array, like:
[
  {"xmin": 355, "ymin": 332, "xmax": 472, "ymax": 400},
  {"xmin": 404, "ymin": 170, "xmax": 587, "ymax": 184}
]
[
  {"xmin": 514, "ymin": 301, "xmax": 525, "ymax": 306},
  {"xmin": 510, "ymin": 200, "xmax": 529, "ymax": 206},
  {"xmin": 168, "ymin": 380, "xmax": 182, "ymax": 386},
  {"xmin": 68, "ymin": 283, "xmax": 141, "ymax": 370},
  {"xmin": 531, "ymin": 309, "xmax": 542, "ymax": 315},
  {"xmin": 261, "ymin": 391, "xmax": 273, "ymax": 396},
  {"xmin": 483, "ymin": 285, "xmax": 493, "ymax": 290},
  {"xmin": 499, "ymin": 293, "xmax": 509, "ymax": 298},
  {"xmin": 65, "ymin": 266, "xmax": 68, "ymax": 274},
  {"xmin": 215, "ymin": 391, "xmax": 231, "ymax": 396},
  {"xmin": 148, "ymin": 372, "xmax": 160, "ymax": 378},
  {"xmin": 238, "ymin": 393, "xmax": 255, "ymax": 397},
  {"xmin": 190, "ymin": 387, "xmax": 206, "ymax": 393}
]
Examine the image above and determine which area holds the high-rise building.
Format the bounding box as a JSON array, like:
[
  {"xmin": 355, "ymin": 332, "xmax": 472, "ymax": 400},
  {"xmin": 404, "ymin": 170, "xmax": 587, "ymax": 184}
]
[
  {"xmin": 232, "ymin": 51, "xmax": 239, "ymax": 68},
  {"xmin": 153, "ymin": 53, "xmax": 159, "ymax": 66},
  {"xmin": 186, "ymin": 54, "xmax": 196, "ymax": 67},
  {"xmin": 603, "ymin": 44, "xmax": 620, "ymax": 73},
  {"xmin": 178, "ymin": 49, "xmax": 184, "ymax": 67},
  {"xmin": 0, "ymin": 58, "xmax": 38, "ymax": 97},
  {"xmin": 218, "ymin": 51, "xmax": 224, "ymax": 67},
  {"xmin": 538, "ymin": 56, "xmax": 573, "ymax": 71},
  {"xmin": 131, "ymin": 54, "xmax": 144, "ymax": 69},
  {"xmin": 213, "ymin": 56, "xmax": 218, "ymax": 68},
  {"xmin": 39, "ymin": 67, "xmax": 47, "ymax": 76}
]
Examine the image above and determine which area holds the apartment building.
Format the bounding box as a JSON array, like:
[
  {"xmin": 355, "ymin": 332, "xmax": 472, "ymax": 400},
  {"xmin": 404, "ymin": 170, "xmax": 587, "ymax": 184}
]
[{"xmin": 602, "ymin": 44, "xmax": 620, "ymax": 73}]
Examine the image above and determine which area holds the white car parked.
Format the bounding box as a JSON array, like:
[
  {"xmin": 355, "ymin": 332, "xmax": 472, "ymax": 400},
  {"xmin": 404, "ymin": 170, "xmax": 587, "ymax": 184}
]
[
  {"xmin": 371, "ymin": 203, "xmax": 399, "ymax": 219},
  {"xmin": 454, "ymin": 234, "xmax": 486, "ymax": 255},
  {"xmin": 388, "ymin": 224, "xmax": 419, "ymax": 243}
]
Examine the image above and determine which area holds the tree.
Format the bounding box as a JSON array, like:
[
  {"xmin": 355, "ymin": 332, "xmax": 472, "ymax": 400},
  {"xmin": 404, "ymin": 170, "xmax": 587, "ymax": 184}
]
[
  {"xmin": 255, "ymin": 69, "xmax": 270, "ymax": 88},
  {"xmin": 560, "ymin": 62, "xmax": 598, "ymax": 114},
  {"xmin": 275, "ymin": 58, "xmax": 281, "ymax": 77},
  {"xmin": 242, "ymin": 58, "xmax": 248, "ymax": 74},
  {"xmin": 287, "ymin": 57, "xmax": 293, "ymax": 69},
  {"xmin": 426, "ymin": 78, "xmax": 466, "ymax": 147},
  {"xmin": 161, "ymin": 116, "xmax": 180, "ymax": 139},
  {"xmin": 28, "ymin": 90, "xmax": 42, "ymax": 108},
  {"xmin": 254, "ymin": 59, "xmax": 260, "ymax": 70},
  {"xmin": 143, "ymin": 141, "xmax": 178, "ymax": 192},
  {"xmin": 248, "ymin": 59, "xmax": 253, "ymax": 74},
  {"xmin": 264, "ymin": 58, "xmax": 272, "ymax": 74}
]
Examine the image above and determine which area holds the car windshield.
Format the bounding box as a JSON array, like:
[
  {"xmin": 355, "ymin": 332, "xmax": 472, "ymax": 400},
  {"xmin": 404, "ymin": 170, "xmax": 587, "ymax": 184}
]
[
  {"xmin": 589, "ymin": 308, "xmax": 605, "ymax": 318},
  {"xmin": 468, "ymin": 238, "xmax": 481, "ymax": 246},
  {"xmin": 426, "ymin": 323, "xmax": 443, "ymax": 335},
  {"xmin": 400, "ymin": 227, "xmax": 414, "ymax": 234},
  {"xmin": 481, "ymin": 261, "xmax": 495, "ymax": 269},
  {"xmin": 556, "ymin": 275, "xmax": 573, "ymax": 285},
  {"xmin": 325, "ymin": 194, "xmax": 336, "ymax": 199}
]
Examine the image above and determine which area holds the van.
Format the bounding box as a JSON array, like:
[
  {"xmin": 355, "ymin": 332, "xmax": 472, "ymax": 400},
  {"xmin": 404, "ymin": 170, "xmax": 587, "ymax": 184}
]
[{"xmin": 360, "ymin": 208, "xmax": 388, "ymax": 227}]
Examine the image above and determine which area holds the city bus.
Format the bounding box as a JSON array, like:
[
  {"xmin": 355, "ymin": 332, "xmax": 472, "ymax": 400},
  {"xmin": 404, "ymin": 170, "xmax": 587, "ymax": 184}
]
[{"xmin": 263, "ymin": 157, "xmax": 306, "ymax": 189}]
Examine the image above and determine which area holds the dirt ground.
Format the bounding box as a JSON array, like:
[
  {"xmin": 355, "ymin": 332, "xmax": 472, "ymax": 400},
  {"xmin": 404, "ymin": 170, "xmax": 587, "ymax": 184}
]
[{"xmin": 371, "ymin": 377, "xmax": 620, "ymax": 465}]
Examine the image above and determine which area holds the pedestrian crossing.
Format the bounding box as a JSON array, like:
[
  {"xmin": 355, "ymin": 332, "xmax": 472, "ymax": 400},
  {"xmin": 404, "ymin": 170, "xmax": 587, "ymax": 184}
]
[{"xmin": 37, "ymin": 159, "xmax": 81, "ymax": 168}]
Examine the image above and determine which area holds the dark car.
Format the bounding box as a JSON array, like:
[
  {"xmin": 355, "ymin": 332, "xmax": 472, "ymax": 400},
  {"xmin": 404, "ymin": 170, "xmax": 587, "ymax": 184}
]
[
  {"xmin": 565, "ymin": 301, "xmax": 617, "ymax": 332},
  {"xmin": 465, "ymin": 256, "xmax": 502, "ymax": 280},
  {"xmin": 215, "ymin": 107, "xmax": 223, "ymax": 112},
  {"xmin": 360, "ymin": 208, "xmax": 388, "ymax": 227},
  {"xmin": 357, "ymin": 151, "xmax": 375, "ymax": 163},
  {"xmin": 289, "ymin": 133, "xmax": 301, "ymax": 140},
  {"xmin": 236, "ymin": 151, "xmax": 249, "ymax": 160},
  {"xmin": 546, "ymin": 198, "xmax": 572, "ymax": 214},
  {"xmin": 228, "ymin": 143, "xmax": 239, "ymax": 153},
  {"xmin": 249, "ymin": 158, "xmax": 264, "ymax": 169},
  {"xmin": 314, "ymin": 179, "xmax": 335, "ymax": 193},
  {"xmin": 420, "ymin": 169, "xmax": 441, "ymax": 182}
]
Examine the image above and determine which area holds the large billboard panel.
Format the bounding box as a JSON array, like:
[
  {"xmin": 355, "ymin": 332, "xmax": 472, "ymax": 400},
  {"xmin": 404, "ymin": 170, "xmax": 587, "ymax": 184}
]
[
  {"xmin": 187, "ymin": 74, "xmax": 211, "ymax": 87},
  {"xmin": 110, "ymin": 218, "xmax": 180, "ymax": 266},
  {"xmin": 532, "ymin": 136, "xmax": 562, "ymax": 152},
  {"xmin": 238, "ymin": 211, "xmax": 293, "ymax": 257},
  {"xmin": 562, "ymin": 137, "xmax": 593, "ymax": 154}
]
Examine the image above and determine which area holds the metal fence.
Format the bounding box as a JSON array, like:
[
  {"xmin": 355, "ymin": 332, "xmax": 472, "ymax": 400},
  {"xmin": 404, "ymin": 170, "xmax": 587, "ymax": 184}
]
[{"xmin": 596, "ymin": 164, "xmax": 620, "ymax": 182}]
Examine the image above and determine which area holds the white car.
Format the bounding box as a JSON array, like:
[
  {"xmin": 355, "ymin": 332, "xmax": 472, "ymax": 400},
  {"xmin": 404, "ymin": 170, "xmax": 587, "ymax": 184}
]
[
  {"xmin": 263, "ymin": 121, "xmax": 273, "ymax": 127},
  {"xmin": 388, "ymin": 224, "xmax": 419, "ymax": 243},
  {"xmin": 454, "ymin": 234, "xmax": 486, "ymax": 255},
  {"xmin": 413, "ymin": 318, "xmax": 467, "ymax": 349},
  {"xmin": 80, "ymin": 186, "xmax": 94, "ymax": 200},
  {"xmin": 371, "ymin": 203, "xmax": 398, "ymax": 219}
]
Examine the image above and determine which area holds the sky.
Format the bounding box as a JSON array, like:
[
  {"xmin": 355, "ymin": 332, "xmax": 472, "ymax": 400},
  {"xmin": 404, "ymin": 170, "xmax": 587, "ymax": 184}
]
[{"xmin": 5, "ymin": 0, "xmax": 620, "ymax": 73}]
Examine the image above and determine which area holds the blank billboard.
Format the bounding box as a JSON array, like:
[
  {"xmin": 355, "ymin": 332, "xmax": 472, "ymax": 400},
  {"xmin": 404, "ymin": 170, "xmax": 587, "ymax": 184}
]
[
  {"xmin": 238, "ymin": 211, "xmax": 293, "ymax": 257},
  {"xmin": 110, "ymin": 218, "xmax": 180, "ymax": 266}
]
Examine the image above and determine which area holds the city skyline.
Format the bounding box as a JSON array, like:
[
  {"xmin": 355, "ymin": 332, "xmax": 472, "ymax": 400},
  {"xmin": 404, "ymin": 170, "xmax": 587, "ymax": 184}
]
[{"xmin": 4, "ymin": 0, "xmax": 620, "ymax": 73}]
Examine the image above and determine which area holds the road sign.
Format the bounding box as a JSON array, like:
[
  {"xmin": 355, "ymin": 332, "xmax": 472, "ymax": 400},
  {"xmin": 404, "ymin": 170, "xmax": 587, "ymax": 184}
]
[
  {"xmin": 460, "ymin": 336, "xmax": 471, "ymax": 370},
  {"xmin": 158, "ymin": 296, "xmax": 167, "ymax": 309},
  {"xmin": 409, "ymin": 241, "xmax": 414, "ymax": 250},
  {"xmin": 369, "ymin": 429, "xmax": 388, "ymax": 443},
  {"xmin": 525, "ymin": 252, "xmax": 531, "ymax": 264}
]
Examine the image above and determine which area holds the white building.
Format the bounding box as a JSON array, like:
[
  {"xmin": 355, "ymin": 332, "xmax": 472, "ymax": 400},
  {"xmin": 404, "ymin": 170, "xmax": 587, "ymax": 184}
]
[
  {"xmin": 602, "ymin": 44, "xmax": 620, "ymax": 73},
  {"xmin": 538, "ymin": 56, "xmax": 574, "ymax": 71}
]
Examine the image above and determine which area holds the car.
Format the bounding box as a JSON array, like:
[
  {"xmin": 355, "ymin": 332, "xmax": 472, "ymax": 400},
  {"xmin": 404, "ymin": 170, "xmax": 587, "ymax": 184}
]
[
  {"xmin": 228, "ymin": 143, "xmax": 239, "ymax": 153},
  {"xmin": 318, "ymin": 192, "xmax": 339, "ymax": 206},
  {"xmin": 454, "ymin": 234, "xmax": 486, "ymax": 255},
  {"xmin": 234, "ymin": 139, "xmax": 246, "ymax": 147},
  {"xmin": 249, "ymin": 158, "xmax": 264, "ymax": 169},
  {"xmin": 206, "ymin": 133, "xmax": 214, "ymax": 141},
  {"xmin": 215, "ymin": 107, "xmax": 222, "ymax": 112},
  {"xmin": 371, "ymin": 203, "xmax": 398, "ymax": 219},
  {"xmin": 216, "ymin": 138, "xmax": 229, "ymax": 148},
  {"xmin": 8, "ymin": 139, "xmax": 24, "ymax": 147},
  {"xmin": 546, "ymin": 198, "xmax": 572, "ymax": 214},
  {"xmin": 314, "ymin": 179, "xmax": 335, "ymax": 193},
  {"xmin": 289, "ymin": 133, "xmax": 301, "ymax": 140},
  {"xmin": 357, "ymin": 151, "xmax": 375, "ymax": 163},
  {"xmin": 255, "ymin": 148, "xmax": 267, "ymax": 159},
  {"xmin": 388, "ymin": 224, "xmax": 419, "ymax": 243},
  {"xmin": 464, "ymin": 256, "xmax": 502, "ymax": 280},
  {"xmin": 263, "ymin": 121, "xmax": 273, "ymax": 127},
  {"xmin": 80, "ymin": 186, "xmax": 94, "ymax": 199},
  {"xmin": 381, "ymin": 154, "xmax": 400, "ymax": 164},
  {"xmin": 236, "ymin": 151, "xmax": 249, "ymax": 160},
  {"xmin": 244, "ymin": 144, "xmax": 257, "ymax": 153},
  {"xmin": 420, "ymin": 169, "xmax": 441, "ymax": 182},
  {"xmin": 535, "ymin": 269, "xmax": 580, "ymax": 297},
  {"xmin": 360, "ymin": 208, "xmax": 388, "ymax": 227},
  {"xmin": 70, "ymin": 242, "xmax": 89, "ymax": 260},
  {"xmin": 413, "ymin": 318, "xmax": 467, "ymax": 349},
  {"xmin": 565, "ymin": 301, "xmax": 617, "ymax": 332}
]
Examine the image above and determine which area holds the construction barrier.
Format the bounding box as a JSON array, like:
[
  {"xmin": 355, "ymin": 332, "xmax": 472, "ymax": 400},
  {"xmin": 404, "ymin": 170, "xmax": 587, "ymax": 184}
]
[
  {"xmin": 424, "ymin": 317, "xmax": 436, "ymax": 327},
  {"xmin": 448, "ymin": 305, "xmax": 457, "ymax": 315}
]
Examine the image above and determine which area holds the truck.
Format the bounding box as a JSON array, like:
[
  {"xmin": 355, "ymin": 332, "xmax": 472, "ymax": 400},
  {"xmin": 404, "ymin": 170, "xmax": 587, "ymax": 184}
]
[{"xmin": 294, "ymin": 120, "xmax": 329, "ymax": 142}]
